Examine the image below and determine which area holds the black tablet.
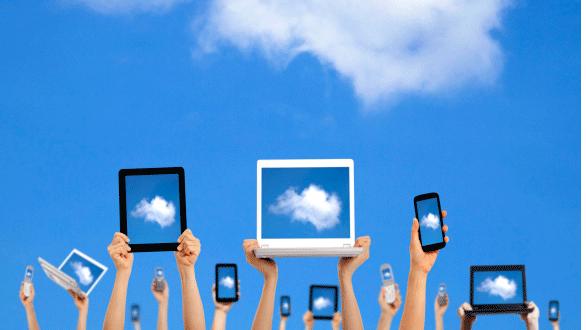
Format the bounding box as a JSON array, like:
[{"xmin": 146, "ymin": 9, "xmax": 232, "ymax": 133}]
[
  {"xmin": 309, "ymin": 285, "xmax": 338, "ymax": 320},
  {"xmin": 119, "ymin": 167, "xmax": 187, "ymax": 252}
]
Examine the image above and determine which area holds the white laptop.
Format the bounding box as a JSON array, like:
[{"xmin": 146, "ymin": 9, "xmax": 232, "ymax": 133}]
[
  {"xmin": 38, "ymin": 249, "xmax": 108, "ymax": 296},
  {"xmin": 254, "ymin": 159, "xmax": 363, "ymax": 258}
]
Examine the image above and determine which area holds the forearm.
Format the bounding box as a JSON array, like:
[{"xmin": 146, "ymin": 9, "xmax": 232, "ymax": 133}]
[
  {"xmin": 435, "ymin": 314, "xmax": 444, "ymax": 330},
  {"xmin": 77, "ymin": 310, "xmax": 88, "ymax": 330},
  {"xmin": 460, "ymin": 320, "xmax": 473, "ymax": 330},
  {"xmin": 278, "ymin": 319, "xmax": 287, "ymax": 330},
  {"xmin": 525, "ymin": 320, "xmax": 539, "ymax": 330},
  {"xmin": 180, "ymin": 268, "xmax": 206, "ymax": 330},
  {"xmin": 376, "ymin": 312, "xmax": 393, "ymax": 330},
  {"xmin": 339, "ymin": 272, "xmax": 364, "ymax": 330},
  {"xmin": 552, "ymin": 323, "xmax": 560, "ymax": 330},
  {"xmin": 103, "ymin": 271, "xmax": 130, "ymax": 330},
  {"xmin": 399, "ymin": 270, "xmax": 427, "ymax": 330},
  {"xmin": 252, "ymin": 274, "xmax": 277, "ymax": 330},
  {"xmin": 25, "ymin": 305, "xmax": 40, "ymax": 330},
  {"xmin": 211, "ymin": 309, "xmax": 227, "ymax": 330},
  {"xmin": 157, "ymin": 302, "xmax": 168, "ymax": 330}
]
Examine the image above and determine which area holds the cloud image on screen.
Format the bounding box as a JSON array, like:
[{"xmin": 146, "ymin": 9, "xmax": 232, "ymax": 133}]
[
  {"xmin": 473, "ymin": 270, "xmax": 523, "ymax": 305},
  {"xmin": 71, "ymin": 261, "xmax": 93, "ymax": 285},
  {"xmin": 420, "ymin": 212, "xmax": 440, "ymax": 230},
  {"xmin": 125, "ymin": 174, "xmax": 182, "ymax": 244},
  {"xmin": 262, "ymin": 167, "xmax": 350, "ymax": 239},
  {"xmin": 220, "ymin": 275, "xmax": 235, "ymax": 289},
  {"xmin": 60, "ymin": 252, "xmax": 106, "ymax": 293},
  {"xmin": 311, "ymin": 287, "xmax": 336, "ymax": 317},
  {"xmin": 217, "ymin": 266, "xmax": 236, "ymax": 299},
  {"xmin": 416, "ymin": 198, "xmax": 443, "ymax": 246}
]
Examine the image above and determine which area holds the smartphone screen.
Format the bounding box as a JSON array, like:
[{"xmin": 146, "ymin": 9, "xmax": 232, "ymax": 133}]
[
  {"xmin": 414, "ymin": 193, "xmax": 445, "ymax": 251},
  {"xmin": 548, "ymin": 300, "xmax": 559, "ymax": 321},
  {"xmin": 131, "ymin": 304, "xmax": 140, "ymax": 322},
  {"xmin": 24, "ymin": 266, "xmax": 33, "ymax": 281},
  {"xmin": 380, "ymin": 264, "xmax": 394, "ymax": 284},
  {"xmin": 280, "ymin": 296, "xmax": 291, "ymax": 316},
  {"xmin": 155, "ymin": 267, "xmax": 164, "ymax": 279},
  {"xmin": 216, "ymin": 264, "xmax": 238, "ymax": 302}
]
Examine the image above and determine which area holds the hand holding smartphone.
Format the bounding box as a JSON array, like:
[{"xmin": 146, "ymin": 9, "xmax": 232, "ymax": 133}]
[
  {"xmin": 380, "ymin": 263, "xmax": 396, "ymax": 303},
  {"xmin": 414, "ymin": 192, "xmax": 446, "ymax": 252}
]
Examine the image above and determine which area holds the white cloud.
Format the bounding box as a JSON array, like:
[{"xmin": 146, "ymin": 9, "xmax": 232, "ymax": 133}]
[
  {"xmin": 313, "ymin": 296, "xmax": 333, "ymax": 310},
  {"xmin": 64, "ymin": 0, "xmax": 188, "ymax": 14},
  {"xmin": 71, "ymin": 262, "xmax": 93, "ymax": 286},
  {"xmin": 420, "ymin": 212, "xmax": 440, "ymax": 230},
  {"xmin": 269, "ymin": 184, "xmax": 341, "ymax": 231},
  {"xmin": 197, "ymin": 0, "xmax": 510, "ymax": 105},
  {"xmin": 477, "ymin": 275, "xmax": 517, "ymax": 300},
  {"xmin": 219, "ymin": 275, "xmax": 235, "ymax": 289},
  {"xmin": 131, "ymin": 196, "xmax": 176, "ymax": 228}
]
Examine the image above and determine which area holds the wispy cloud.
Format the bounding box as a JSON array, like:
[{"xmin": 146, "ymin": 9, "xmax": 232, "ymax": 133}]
[
  {"xmin": 71, "ymin": 262, "xmax": 93, "ymax": 286},
  {"xmin": 313, "ymin": 296, "xmax": 333, "ymax": 310},
  {"xmin": 64, "ymin": 0, "xmax": 188, "ymax": 14},
  {"xmin": 197, "ymin": 0, "xmax": 510, "ymax": 106},
  {"xmin": 477, "ymin": 275, "xmax": 517, "ymax": 300},
  {"xmin": 131, "ymin": 196, "xmax": 176, "ymax": 228},
  {"xmin": 219, "ymin": 275, "xmax": 235, "ymax": 289},
  {"xmin": 420, "ymin": 212, "xmax": 440, "ymax": 230},
  {"xmin": 269, "ymin": 184, "xmax": 341, "ymax": 231}
]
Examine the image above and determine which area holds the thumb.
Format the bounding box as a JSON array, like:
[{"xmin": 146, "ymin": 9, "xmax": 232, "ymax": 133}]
[{"xmin": 411, "ymin": 218, "xmax": 420, "ymax": 242}]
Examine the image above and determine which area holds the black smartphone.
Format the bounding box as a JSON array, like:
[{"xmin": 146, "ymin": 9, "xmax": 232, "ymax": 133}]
[
  {"xmin": 309, "ymin": 285, "xmax": 338, "ymax": 320},
  {"xmin": 130, "ymin": 304, "xmax": 140, "ymax": 322},
  {"xmin": 215, "ymin": 263, "xmax": 239, "ymax": 303},
  {"xmin": 414, "ymin": 192, "xmax": 446, "ymax": 252},
  {"xmin": 280, "ymin": 295, "xmax": 291, "ymax": 317},
  {"xmin": 548, "ymin": 300, "xmax": 559, "ymax": 321}
]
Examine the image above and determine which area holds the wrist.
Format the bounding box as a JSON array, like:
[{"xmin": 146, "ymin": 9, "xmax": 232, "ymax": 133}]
[
  {"xmin": 263, "ymin": 270, "xmax": 278, "ymax": 282},
  {"xmin": 409, "ymin": 268, "xmax": 428, "ymax": 280},
  {"xmin": 338, "ymin": 269, "xmax": 353, "ymax": 283},
  {"xmin": 24, "ymin": 303, "xmax": 35, "ymax": 312},
  {"xmin": 214, "ymin": 308, "xmax": 228, "ymax": 318},
  {"xmin": 179, "ymin": 266, "xmax": 195, "ymax": 280},
  {"xmin": 116, "ymin": 269, "xmax": 132, "ymax": 280}
]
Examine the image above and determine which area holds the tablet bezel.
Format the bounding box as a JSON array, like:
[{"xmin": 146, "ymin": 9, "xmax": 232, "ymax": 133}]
[
  {"xmin": 119, "ymin": 167, "xmax": 187, "ymax": 252},
  {"xmin": 309, "ymin": 284, "xmax": 338, "ymax": 320}
]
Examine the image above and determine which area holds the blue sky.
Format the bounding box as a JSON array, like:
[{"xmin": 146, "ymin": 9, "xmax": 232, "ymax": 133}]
[
  {"xmin": 60, "ymin": 250, "xmax": 107, "ymax": 295},
  {"xmin": 473, "ymin": 270, "xmax": 524, "ymax": 305},
  {"xmin": 126, "ymin": 173, "xmax": 181, "ymax": 244},
  {"xmin": 262, "ymin": 167, "xmax": 350, "ymax": 239},
  {"xmin": 416, "ymin": 196, "xmax": 444, "ymax": 246},
  {"xmin": 216, "ymin": 265, "xmax": 236, "ymax": 299},
  {"xmin": 311, "ymin": 286, "xmax": 338, "ymax": 318},
  {"xmin": 0, "ymin": 0, "xmax": 579, "ymax": 329}
]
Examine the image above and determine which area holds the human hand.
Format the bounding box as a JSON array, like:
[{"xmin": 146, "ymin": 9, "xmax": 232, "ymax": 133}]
[
  {"xmin": 212, "ymin": 283, "xmax": 239, "ymax": 313},
  {"xmin": 378, "ymin": 283, "xmax": 402, "ymax": 317},
  {"xmin": 243, "ymin": 239, "xmax": 277, "ymax": 279},
  {"xmin": 338, "ymin": 236, "xmax": 371, "ymax": 279},
  {"xmin": 331, "ymin": 311, "xmax": 342, "ymax": 329},
  {"xmin": 303, "ymin": 311, "xmax": 314, "ymax": 328},
  {"xmin": 107, "ymin": 232, "xmax": 133, "ymax": 272},
  {"xmin": 175, "ymin": 229, "xmax": 201, "ymax": 272},
  {"xmin": 151, "ymin": 280, "xmax": 169, "ymax": 305},
  {"xmin": 68, "ymin": 290, "xmax": 89, "ymax": 313},
  {"xmin": 19, "ymin": 282, "xmax": 34, "ymax": 307},
  {"xmin": 520, "ymin": 301, "xmax": 539, "ymax": 330},
  {"xmin": 457, "ymin": 303, "xmax": 476, "ymax": 328},
  {"xmin": 410, "ymin": 211, "xmax": 449, "ymax": 274},
  {"xmin": 435, "ymin": 292, "xmax": 449, "ymax": 317}
]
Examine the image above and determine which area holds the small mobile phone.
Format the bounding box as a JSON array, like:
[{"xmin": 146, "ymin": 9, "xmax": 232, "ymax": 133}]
[
  {"xmin": 215, "ymin": 263, "xmax": 239, "ymax": 303},
  {"xmin": 548, "ymin": 300, "xmax": 559, "ymax": 321},
  {"xmin": 414, "ymin": 192, "xmax": 446, "ymax": 252},
  {"xmin": 23, "ymin": 265, "xmax": 33, "ymax": 298},
  {"xmin": 380, "ymin": 263, "xmax": 396, "ymax": 304},
  {"xmin": 280, "ymin": 295, "xmax": 291, "ymax": 316},
  {"xmin": 131, "ymin": 304, "xmax": 140, "ymax": 322},
  {"xmin": 438, "ymin": 283, "xmax": 448, "ymax": 306},
  {"xmin": 154, "ymin": 267, "xmax": 165, "ymax": 292}
]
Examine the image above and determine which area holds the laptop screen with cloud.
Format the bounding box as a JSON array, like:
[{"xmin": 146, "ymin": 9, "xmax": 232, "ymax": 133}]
[
  {"xmin": 472, "ymin": 270, "xmax": 524, "ymax": 305},
  {"xmin": 311, "ymin": 286, "xmax": 337, "ymax": 318},
  {"xmin": 261, "ymin": 167, "xmax": 350, "ymax": 239},
  {"xmin": 415, "ymin": 197, "xmax": 443, "ymax": 246},
  {"xmin": 59, "ymin": 249, "xmax": 107, "ymax": 295},
  {"xmin": 217, "ymin": 266, "xmax": 237, "ymax": 299},
  {"xmin": 125, "ymin": 173, "xmax": 182, "ymax": 244}
]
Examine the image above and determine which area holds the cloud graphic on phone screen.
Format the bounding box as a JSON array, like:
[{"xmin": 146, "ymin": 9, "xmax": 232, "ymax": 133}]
[
  {"xmin": 131, "ymin": 196, "xmax": 176, "ymax": 228},
  {"xmin": 313, "ymin": 296, "xmax": 333, "ymax": 310},
  {"xmin": 420, "ymin": 212, "xmax": 440, "ymax": 230},
  {"xmin": 71, "ymin": 262, "xmax": 93, "ymax": 286},
  {"xmin": 477, "ymin": 275, "xmax": 517, "ymax": 300},
  {"xmin": 220, "ymin": 276, "xmax": 235, "ymax": 289}
]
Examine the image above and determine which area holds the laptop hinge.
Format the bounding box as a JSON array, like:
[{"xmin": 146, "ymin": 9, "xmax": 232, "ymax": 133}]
[{"xmin": 343, "ymin": 244, "xmax": 352, "ymax": 248}]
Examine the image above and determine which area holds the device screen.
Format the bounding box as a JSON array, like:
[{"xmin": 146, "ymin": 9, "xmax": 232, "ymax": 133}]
[
  {"xmin": 473, "ymin": 270, "xmax": 524, "ymax": 305},
  {"xmin": 131, "ymin": 304, "xmax": 140, "ymax": 321},
  {"xmin": 549, "ymin": 301, "xmax": 559, "ymax": 320},
  {"xmin": 310, "ymin": 286, "xmax": 337, "ymax": 319},
  {"xmin": 415, "ymin": 196, "xmax": 444, "ymax": 247},
  {"xmin": 216, "ymin": 264, "xmax": 238, "ymax": 301},
  {"xmin": 155, "ymin": 267, "xmax": 164, "ymax": 279},
  {"xmin": 24, "ymin": 266, "xmax": 33, "ymax": 281},
  {"xmin": 380, "ymin": 264, "xmax": 394, "ymax": 284},
  {"xmin": 281, "ymin": 296, "xmax": 291, "ymax": 316}
]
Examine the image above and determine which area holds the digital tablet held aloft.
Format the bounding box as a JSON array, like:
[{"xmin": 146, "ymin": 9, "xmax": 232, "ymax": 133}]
[
  {"xmin": 215, "ymin": 263, "xmax": 239, "ymax": 303},
  {"xmin": 119, "ymin": 167, "xmax": 187, "ymax": 252},
  {"xmin": 309, "ymin": 285, "xmax": 338, "ymax": 320},
  {"xmin": 414, "ymin": 192, "xmax": 446, "ymax": 252}
]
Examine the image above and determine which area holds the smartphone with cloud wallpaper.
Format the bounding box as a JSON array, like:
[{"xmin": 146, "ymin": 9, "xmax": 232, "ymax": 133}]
[
  {"xmin": 280, "ymin": 295, "xmax": 291, "ymax": 317},
  {"xmin": 215, "ymin": 263, "xmax": 238, "ymax": 303},
  {"xmin": 414, "ymin": 192, "xmax": 446, "ymax": 252},
  {"xmin": 549, "ymin": 300, "xmax": 559, "ymax": 321}
]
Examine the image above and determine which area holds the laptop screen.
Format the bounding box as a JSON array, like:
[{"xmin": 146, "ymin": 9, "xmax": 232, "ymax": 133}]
[
  {"xmin": 261, "ymin": 167, "xmax": 350, "ymax": 239},
  {"xmin": 472, "ymin": 269, "xmax": 524, "ymax": 305},
  {"xmin": 59, "ymin": 250, "xmax": 107, "ymax": 294}
]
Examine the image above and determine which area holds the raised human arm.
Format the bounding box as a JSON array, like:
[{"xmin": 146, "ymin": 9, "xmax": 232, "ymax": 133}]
[
  {"xmin": 338, "ymin": 236, "xmax": 371, "ymax": 330},
  {"xmin": 175, "ymin": 229, "xmax": 205, "ymax": 330},
  {"xmin": 68, "ymin": 290, "xmax": 89, "ymax": 330},
  {"xmin": 278, "ymin": 316, "xmax": 287, "ymax": 330},
  {"xmin": 434, "ymin": 293, "xmax": 448, "ymax": 330},
  {"xmin": 303, "ymin": 311, "xmax": 314, "ymax": 330},
  {"xmin": 377, "ymin": 284, "xmax": 402, "ymax": 330},
  {"xmin": 211, "ymin": 283, "xmax": 238, "ymax": 330},
  {"xmin": 457, "ymin": 303, "xmax": 476, "ymax": 330},
  {"xmin": 520, "ymin": 301, "xmax": 539, "ymax": 330},
  {"xmin": 151, "ymin": 280, "xmax": 169, "ymax": 330},
  {"xmin": 103, "ymin": 232, "xmax": 133, "ymax": 330},
  {"xmin": 20, "ymin": 282, "xmax": 40, "ymax": 330}
]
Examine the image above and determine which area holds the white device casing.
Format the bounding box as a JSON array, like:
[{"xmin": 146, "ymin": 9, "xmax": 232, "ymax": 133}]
[
  {"xmin": 384, "ymin": 284, "xmax": 396, "ymax": 304},
  {"xmin": 23, "ymin": 282, "xmax": 31, "ymax": 298}
]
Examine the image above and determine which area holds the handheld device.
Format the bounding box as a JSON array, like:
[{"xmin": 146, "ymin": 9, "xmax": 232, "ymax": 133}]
[
  {"xmin": 23, "ymin": 265, "xmax": 33, "ymax": 298},
  {"xmin": 438, "ymin": 283, "xmax": 448, "ymax": 306},
  {"xmin": 280, "ymin": 295, "xmax": 291, "ymax": 316},
  {"xmin": 414, "ymin": 192, "xmax": 446, "ymax": 252},
  {"xmin": 215, "ymin": 263, "xmax": 239, "ymax": 303},
  {"xmin": 131, "ymin": 304, "xmax": 140, "ymax": 322},
  {"xmin": 548, "ymin": 300, "xmax": 559, "ymax": 321},
  {"xmin": 309, "ymin": 285, "xmax": 338, "ymax": 320},
  {"xmin": 380, "ymin": 263, "xmax": 396, "ymax": 303},
  {"xmin": 154, "ymin": 267, "xmax": 165, "ymax": 292}
]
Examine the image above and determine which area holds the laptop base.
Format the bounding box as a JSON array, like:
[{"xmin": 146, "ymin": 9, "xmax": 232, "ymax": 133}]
[
  {"xmin": 254, "ymin": 247, "xmax": 363, "ymax": 258},
  {"xmin": 465, "ymin": 307, "xmax": 534, "ymax": 315}
]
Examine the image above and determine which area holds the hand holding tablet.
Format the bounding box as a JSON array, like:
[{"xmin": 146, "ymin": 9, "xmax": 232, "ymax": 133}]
[
  {"xmin": 107, "ymin": 232, "xmax": 133, "ymax": 272},
  {"xmin": 175, "ymin": 229, "xmax": 201, "ymax": 271}
]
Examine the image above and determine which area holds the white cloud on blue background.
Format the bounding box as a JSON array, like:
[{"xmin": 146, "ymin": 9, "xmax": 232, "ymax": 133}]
[
  {"xmin": 477, "ymin": 275, "xmax": 517, "ymax": 300},
  {"xmin": 64, "ymin": 0, "xmax": 188, "ymax": 14},
  {"xmin": 420, "ymin": 212, "xmax": 440, "ymax": 230},
  {"xmin": 220, "ymin": 275, "xmax": 235, "ymax": 289},
  {"xmin": 313, "ymin": 296, "xmax": 333, "ymax": 310},
  {"xmin": 197, "ymin": 0, "xmax": 510, "ymax": 105},
  {"xmin": 269, "ymin": 184, "xmax": 341, "ymax": 231},
  {"xmin": 131, "ymin": 196, "xmax": 176, "ymax": 228},
  {"xmin": 71, "ymin": 262, "xmax": 93, "ymax": 286}
]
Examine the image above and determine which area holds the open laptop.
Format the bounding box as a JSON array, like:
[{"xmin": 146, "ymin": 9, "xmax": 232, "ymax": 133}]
[
  {"xmin": 254, "ymin": 159, "xmax": 363, "ymax": 258},
  {"xmin": 38, "ymin": 249, "xmax": 108, "ymax": 296},
  {"xmin": 465, "ymin": 265, "xmax": 534, "ymax": 315}
]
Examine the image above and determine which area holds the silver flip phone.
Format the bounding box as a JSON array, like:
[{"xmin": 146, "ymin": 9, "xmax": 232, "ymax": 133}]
[
  {"xmin": 380, "ymin": 263, "xmax": 396, "ymax": 304},
  {"xmin": 23, "ymin": 265, "xmax": 33, "ymax": 298},
  {"xmin": 438, "ymin": 283, "xmax": 448, "ymax": 306},
  {"xmin": 154, "ymin": 267, "xmax": 165, "ymax": 292}
]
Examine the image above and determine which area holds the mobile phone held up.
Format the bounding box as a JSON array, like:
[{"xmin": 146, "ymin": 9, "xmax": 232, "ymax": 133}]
[
  {"xmin": 414, "ymin": 192, "xmax": 446, "ymax": 252},
  {"xmin": 548, "ymin": 300, "xmax": 559, "ymax": 321},
  {"xmin": 215, "ymin": 263, "xmax": 239, "ymax": 303},
  {"xmin": 280, "ymin": 295, "xmax": 291, "ymax": 317},
  {"xmin": 379, "ymin": 263, "xmax": 396, "ymax": 304},
  {"xmin": 131, "ymin": 304, "xmax": 140, "ymax": 322},
  {"xmin": 437, "ymin": 283, "xmax": 448, "ymax": 306},
  {"xmin": 154, "ymin": 267, "xmax": 165, "ymax": 292},
  {"xmin": 23, "ymin": 265, "xmax": 33, "ymax": 298}
]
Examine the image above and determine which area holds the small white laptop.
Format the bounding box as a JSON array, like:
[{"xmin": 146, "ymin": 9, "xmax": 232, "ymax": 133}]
[
  {"xmin": 38, "ymin": 249, "xmax": 108, "ymax": 296},
  {"xmin": 254, "ymin": 159, "xmax": 363, "ymax": 258}
]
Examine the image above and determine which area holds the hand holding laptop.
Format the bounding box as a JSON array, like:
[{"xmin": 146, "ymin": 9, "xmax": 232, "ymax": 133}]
[
  {"xmin": 457, "ymin": 303, "xmax": 476, "ymax": 329},
  {"xmin": 107, "ymin": 232, "xmax": 133, "ymax": 273},
  {"xmin": 337, "ymin": 236, "xmax": 371, "ymax": 279},
  {"xmin": 409, "ymin": 211, "xmax": 449, "ymax": 274},
  {"xmin": 520, "ymin": 301, "xmax": 539, "ymax": 330},
  {"xmin": 243, "ymin": 239, "xmax": 277, "ymax": 279},
  {"xmin": 68, "ymin": 290, "xmax": 89, "ymax": 312}
]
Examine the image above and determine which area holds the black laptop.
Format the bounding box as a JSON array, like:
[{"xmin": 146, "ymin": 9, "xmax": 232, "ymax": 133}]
[{"xmin": 465, "ymin": 265, "xmax": 534, "ymax": 315}]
